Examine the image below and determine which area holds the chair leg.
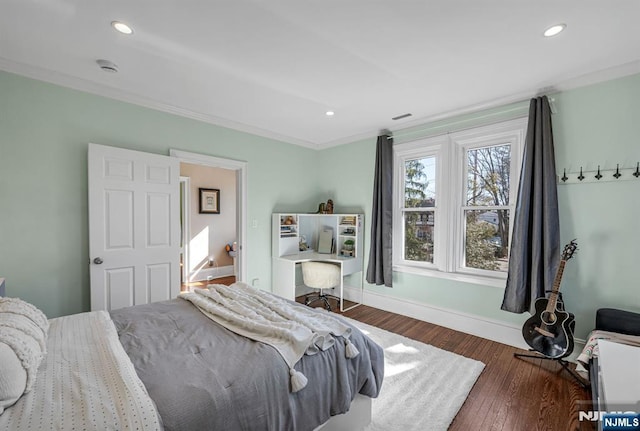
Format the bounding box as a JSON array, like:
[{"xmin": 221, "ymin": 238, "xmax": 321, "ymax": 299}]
[
  {"xmin": 305, "ymin": 295, "xmax": 320, "ymax": 306},
  {"xmin": 303, "ymin": 288, "xmax": 336, "ymax": 311},
  {"xmin": 321, "ymin": 295, "xmax": 332, "ymax": 311}
]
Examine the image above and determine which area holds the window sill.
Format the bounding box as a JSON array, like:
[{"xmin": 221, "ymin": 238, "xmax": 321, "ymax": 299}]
[{"xmin": 393, "ymin": 264, "xmax": 507, "ymax": 289}]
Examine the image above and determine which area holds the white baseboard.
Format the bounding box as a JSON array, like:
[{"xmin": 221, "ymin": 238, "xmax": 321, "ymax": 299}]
[
  {"xmin": 189, "ymin": 265, "xmax": 234, "ymax": 282},
  {"xmin": 342, "ymin": 286, "xmax": 586, "ymax": 357}
]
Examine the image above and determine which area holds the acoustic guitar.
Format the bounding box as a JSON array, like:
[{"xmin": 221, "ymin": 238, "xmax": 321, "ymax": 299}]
[{"xmin": 521, "ymin": 240, "xmax": 578, "ymax": 359}]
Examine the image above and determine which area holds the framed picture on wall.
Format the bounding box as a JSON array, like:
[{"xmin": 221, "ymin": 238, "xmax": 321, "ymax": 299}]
[{"xmin": 199, "ymin": 188, "xmax": 220, "ymax": 214}]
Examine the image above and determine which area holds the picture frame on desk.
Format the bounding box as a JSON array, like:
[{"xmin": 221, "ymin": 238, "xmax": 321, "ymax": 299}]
[{"xmin": 318, "ymin": 229, "xmax": 334, "ymax": 254}]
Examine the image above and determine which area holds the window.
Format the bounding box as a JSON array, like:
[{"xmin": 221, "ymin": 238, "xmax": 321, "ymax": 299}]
[
  {"xmin": 403, "ymin": 155, "xmax": 437, "ymax": 264},
  {"xmin": 393, "ymin": 118, "xmax": 526, "ymax": 284}
]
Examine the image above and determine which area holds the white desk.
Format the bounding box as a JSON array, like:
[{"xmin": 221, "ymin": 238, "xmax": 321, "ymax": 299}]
[
  {"xmin": 597, "ymin": 340, "xmax": 640, "ymax": 408},
  {"xmin": 272, "ymin": 251, "xmax": 363, "ymax": 312}
]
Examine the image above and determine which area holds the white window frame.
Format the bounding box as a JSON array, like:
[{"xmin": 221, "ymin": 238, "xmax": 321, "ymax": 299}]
[
  {"xmin": 393, "ymin": 117, "xmax": 527, "ymax": 287},
  {"xmin": 392, "ymin": 137, "xmax": 448, "ymax": 271}
]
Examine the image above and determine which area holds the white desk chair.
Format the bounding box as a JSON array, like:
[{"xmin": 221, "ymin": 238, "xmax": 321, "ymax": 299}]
[{"xmin": 301, "ymin": 261, "xmax": 340, "ymax": 311}]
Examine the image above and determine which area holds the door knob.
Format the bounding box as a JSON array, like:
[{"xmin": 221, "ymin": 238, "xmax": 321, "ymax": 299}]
[{"xmin": 93, "ymin": 257, "xmax": 104, "ymax": 265}]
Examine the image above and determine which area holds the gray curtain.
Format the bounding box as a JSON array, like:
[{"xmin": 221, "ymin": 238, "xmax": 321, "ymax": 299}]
[
  {"xmin": 501, "ymin": 96, "xmax": 560, "ymax": 313},
  {"xmin": 366, "ymin": 134, "xmax": 393, "ymax": 287}
]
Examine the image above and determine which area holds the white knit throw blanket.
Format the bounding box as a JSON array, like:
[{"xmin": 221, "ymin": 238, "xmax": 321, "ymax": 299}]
[
  {"xmin": 0, "ymin": 297, "xmax": 49, "ymax": 391},
  {"xmin": 180, "ymin": 282, "xmax": 359, "ymax": 392},
  {"xmin": 577, "ymin": 329, "xmax": 640, "ymax": 365}
]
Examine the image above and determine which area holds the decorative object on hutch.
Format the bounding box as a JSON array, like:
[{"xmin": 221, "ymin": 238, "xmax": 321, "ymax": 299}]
[
  {"xmin": 342, "ymin": 239, "xmax": 355, "ymax": 257},
  {"xmin": 313, "ymin": 199, "xmax": 335, "ymax": 214},
  {"xmin": 325, "ymin": 199, "xmax": 334, "ymax": 214}
]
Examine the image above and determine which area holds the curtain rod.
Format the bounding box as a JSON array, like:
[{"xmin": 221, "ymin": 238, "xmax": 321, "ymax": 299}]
[{"xmin": 386, "ymin": 96, "xmax": 556, "ymax": 141}]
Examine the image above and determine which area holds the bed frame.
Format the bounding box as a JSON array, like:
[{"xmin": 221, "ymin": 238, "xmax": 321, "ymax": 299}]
[{"xmin": 316, "ymin": 395, "xmax": 372, "ymax": 431}]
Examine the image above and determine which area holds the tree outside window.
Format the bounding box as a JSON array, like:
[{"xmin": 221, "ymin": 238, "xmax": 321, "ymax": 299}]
[
  {"xmin": 403, "ymin": 156, "xmax": 435, "ymax": 264},
  {"xmin": 464, "ymin": 144, "xmax": 511, "ymax": 272}
]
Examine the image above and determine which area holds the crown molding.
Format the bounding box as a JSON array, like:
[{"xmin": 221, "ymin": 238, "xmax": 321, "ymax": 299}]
[
  {"xmin": 553, "ymin": 59, "xmax": 640, "ymax": 92},
  {"xmin": 316, "ymin": 60, "xmax": 640, "ymax": 150},
  {"xmin": 2, "ymin": 56, "xmax": 638, "ymax": 151},
  {"xmin": 0, "ymin": 57, "xmax": 318, "ymax": 149}
]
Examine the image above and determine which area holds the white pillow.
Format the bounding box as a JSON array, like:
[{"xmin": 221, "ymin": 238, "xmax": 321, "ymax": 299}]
[
  {"xmin": 0, "ymin": 342, "xmax": 27, "ymax": 414},
  {"xmin": 0, "ymin": 297, "xmax": 49, "ymax": 415}
]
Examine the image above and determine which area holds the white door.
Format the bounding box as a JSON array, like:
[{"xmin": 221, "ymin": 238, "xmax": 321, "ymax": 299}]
[{"xmin": 88, "ymin": 143, "xmax": 181, "ymax": 311}]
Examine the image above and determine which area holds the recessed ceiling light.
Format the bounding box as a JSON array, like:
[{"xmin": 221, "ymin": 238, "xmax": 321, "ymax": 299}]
[
  {"xmin": 325, "ymin": 111, "xmax": 335, "ymax": 116},
  {"xmin": 111, "ymin": 21, "xmax": 133, "ymax": 35},
  {"xmin": 543, "ymin": 24, "xmax": 566, "ymax": 37}
]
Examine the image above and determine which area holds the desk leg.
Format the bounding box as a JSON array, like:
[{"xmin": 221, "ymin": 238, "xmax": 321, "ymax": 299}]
[
  {"xmin": 340, "ymin": 269, "xmax": 364, "ymax": 313},
  {"xmin": 339, "ymin": 263, "xmax": 344, "ymax": 312}
]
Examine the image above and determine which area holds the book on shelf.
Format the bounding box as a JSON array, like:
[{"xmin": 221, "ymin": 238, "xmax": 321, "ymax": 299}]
[{"xmin": 341, "ymin": 216, "xmax": 356, "ymax": 225}]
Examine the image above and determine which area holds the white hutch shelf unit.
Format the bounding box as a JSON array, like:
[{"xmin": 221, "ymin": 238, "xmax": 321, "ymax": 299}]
[{"xmin": 272, "ymin": 213, "xmax": 364, "ymax": 311}]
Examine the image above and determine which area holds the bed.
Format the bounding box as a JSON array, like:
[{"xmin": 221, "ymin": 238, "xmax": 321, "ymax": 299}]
[{"xmin": 0, "ymin": 283, "xmax": 384, "ymax": 431}]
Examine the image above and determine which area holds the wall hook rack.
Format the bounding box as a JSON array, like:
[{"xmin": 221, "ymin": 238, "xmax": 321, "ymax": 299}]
[{"xmin": 557, "ymin": 162, "xmax": 640, "ymax": 184}]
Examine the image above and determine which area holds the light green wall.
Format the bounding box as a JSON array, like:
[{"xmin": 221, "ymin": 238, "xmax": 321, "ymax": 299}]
[
  {"xmin": 0, "ymin": 70, "xmax": 321, "ymax": 318},
  {"xmin": 553, "ymin": 73, "xmax": 640, "ymax": 338},
  {"xmin": 2, "ymin": 69, "xmax": 638, "ymax": 340},
  {"xmin": 320, "ymin": 73, "xmax": 640, "ymax": 339}
]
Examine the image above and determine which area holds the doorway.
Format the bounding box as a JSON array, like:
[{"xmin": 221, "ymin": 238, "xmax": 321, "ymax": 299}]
[{"xmin": 171, "ymin": 150, "xmax": 247, "ymax": 290}]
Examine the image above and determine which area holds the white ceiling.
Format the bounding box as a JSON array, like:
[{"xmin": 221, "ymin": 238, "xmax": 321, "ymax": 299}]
[{"xmin": 1, "ymin": 1, "xmax": 639, "ymax": 149}]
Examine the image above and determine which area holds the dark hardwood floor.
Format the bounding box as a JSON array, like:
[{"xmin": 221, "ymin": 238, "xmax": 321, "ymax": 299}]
[
  {"xmin": 199, "ymin": 288, "xmax": 591, "ymax": 429},
  {"xmin": 181, "ymin": 275, "xmax": 236, "ymax": 292},
  {"xmin": 332, "ymin": 301, "xmax": 594, "ymax": 431}
]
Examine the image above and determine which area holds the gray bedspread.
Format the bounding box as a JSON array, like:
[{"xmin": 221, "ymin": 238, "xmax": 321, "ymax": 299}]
[{"xmin": 110, "ymin": 298, "xmax": 383, "ymax": 431}]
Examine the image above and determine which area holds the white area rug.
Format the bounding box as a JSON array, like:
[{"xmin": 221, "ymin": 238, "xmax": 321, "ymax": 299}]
[{"xmin": 344, "ymin": 317, "xmax": 485, "ymax": 431}]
